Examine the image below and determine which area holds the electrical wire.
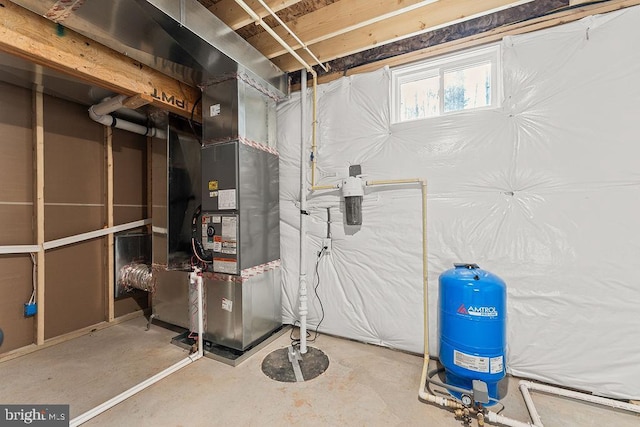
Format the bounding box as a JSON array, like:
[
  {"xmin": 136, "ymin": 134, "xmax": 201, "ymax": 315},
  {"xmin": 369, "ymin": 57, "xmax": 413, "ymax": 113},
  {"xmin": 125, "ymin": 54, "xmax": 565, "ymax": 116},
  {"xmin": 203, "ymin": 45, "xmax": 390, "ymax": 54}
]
[
  {"xmin": 290, "ymin": 246, "xmax": 327, "ymax": 348},
  {"xmin": 188, "ymin": 96, "xmax": 202, "ymax": 144},
  {"xmin": 28, "ymin": 253, "xmax": 36, "ymax": 304},
  {"xmin": 307, "ymin": 247, "xmax": 326, "ymax": 343}
]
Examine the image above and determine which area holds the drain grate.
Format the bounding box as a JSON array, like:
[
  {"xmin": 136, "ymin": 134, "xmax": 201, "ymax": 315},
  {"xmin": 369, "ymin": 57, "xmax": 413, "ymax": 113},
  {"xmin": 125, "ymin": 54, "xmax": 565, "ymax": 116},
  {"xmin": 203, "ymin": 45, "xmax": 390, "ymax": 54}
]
[{"xmin": 261, "ymin": 346, "xmax": 329, "ymax": 382}]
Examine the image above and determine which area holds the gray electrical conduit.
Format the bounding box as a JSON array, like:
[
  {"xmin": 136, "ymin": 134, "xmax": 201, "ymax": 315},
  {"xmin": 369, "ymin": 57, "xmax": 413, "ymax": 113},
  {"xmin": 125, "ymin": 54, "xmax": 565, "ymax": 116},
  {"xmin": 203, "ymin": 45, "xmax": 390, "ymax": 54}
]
[{"xmin": 88, "ymin": 94, "xmax": 166, "ymax": 139}]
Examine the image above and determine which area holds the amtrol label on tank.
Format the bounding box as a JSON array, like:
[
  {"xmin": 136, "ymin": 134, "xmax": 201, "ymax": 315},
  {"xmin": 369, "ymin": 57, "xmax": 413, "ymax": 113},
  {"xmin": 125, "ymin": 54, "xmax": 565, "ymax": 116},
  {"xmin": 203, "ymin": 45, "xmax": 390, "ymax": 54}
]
[
  {"xmin": 454, "ymin": 350, "xmax": 489, "ymax": 373},
  {"xmin": 490, "ymin": 356, "xmax": 504, "ymax": 374}
]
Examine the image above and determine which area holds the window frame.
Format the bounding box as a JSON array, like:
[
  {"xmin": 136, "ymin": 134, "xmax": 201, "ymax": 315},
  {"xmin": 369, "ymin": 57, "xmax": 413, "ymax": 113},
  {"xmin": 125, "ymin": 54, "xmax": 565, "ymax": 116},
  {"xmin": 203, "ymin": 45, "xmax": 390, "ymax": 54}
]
[{"xmin": 391, "ymin": 44, "xmax": 502, "ymax": 124}]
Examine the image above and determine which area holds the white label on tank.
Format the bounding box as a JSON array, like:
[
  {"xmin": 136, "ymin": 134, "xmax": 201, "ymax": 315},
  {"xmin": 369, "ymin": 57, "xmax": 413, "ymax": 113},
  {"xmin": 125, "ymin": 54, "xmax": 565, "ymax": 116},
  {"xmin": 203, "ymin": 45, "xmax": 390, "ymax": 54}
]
[
  {"xmin": 210, "ymin": 104, "xmax": 221, "ymax": 117},
  {"xmin": 490, "ymin": 356, "xmax": 504, "ymax": 374},
  {"xmin": 221, "ymin": 298, "xmax": 233, "ymax": 312},
  {"xmin": 213, "ymin": 241, "xmax": 222, "ymax": 252},
  {"xmin": 454, "ymin": 350, "xmax": 489, "ymax": 373}
]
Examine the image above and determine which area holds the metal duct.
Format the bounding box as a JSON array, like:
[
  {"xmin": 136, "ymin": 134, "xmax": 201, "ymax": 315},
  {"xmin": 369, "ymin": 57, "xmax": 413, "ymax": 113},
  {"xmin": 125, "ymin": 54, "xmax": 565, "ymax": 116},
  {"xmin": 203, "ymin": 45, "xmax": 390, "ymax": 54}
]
[{"xmin": 9, "ymin": 0, "xmax": 287, "ymax": 96}]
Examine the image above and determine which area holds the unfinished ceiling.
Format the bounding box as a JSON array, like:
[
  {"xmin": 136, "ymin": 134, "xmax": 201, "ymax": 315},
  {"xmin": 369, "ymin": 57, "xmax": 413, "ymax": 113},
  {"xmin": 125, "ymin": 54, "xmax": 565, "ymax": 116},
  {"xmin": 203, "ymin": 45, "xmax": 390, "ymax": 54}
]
[{"xmin": 196, "ymin": 0, "xmax": 573, "ymax": 77}]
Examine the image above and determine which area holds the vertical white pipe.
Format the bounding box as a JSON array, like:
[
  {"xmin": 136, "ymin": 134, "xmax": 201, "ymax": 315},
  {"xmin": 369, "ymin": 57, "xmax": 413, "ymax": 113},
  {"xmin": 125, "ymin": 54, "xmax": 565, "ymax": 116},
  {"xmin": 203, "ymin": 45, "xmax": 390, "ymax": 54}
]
[
  {"xmin": 197, "ymin": 273, "xmax": 204, "ymax": 356},
  {"xmin": 299, "ymin": 70, "xmax": 309, "ymax": 354}
]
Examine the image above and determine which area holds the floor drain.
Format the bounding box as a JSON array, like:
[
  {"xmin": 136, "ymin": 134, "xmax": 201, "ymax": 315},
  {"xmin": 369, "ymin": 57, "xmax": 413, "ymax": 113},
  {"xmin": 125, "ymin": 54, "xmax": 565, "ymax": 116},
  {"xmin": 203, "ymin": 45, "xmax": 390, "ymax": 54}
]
[{"xmin": 261, "ymin": 346, "xmax": 329, "ymax": 382}]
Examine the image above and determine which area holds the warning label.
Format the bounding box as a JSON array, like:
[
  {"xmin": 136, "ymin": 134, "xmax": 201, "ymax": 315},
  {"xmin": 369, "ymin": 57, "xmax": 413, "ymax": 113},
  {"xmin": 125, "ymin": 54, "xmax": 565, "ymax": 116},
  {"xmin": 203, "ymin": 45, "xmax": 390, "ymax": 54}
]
[
  {"xmin": 222, "ymin": 298, "xmax": 233, "ymax": 313},
  {"xmin": 454, "ymin": 350, "xmax": 489, "ymax": 373},
  {"xmin": 490, "ymin": 356, "xmax": 504, "ymax": 374},
  {"xmin": 214, "ymin": 258, "xmax": 237, "ymax": 275}
]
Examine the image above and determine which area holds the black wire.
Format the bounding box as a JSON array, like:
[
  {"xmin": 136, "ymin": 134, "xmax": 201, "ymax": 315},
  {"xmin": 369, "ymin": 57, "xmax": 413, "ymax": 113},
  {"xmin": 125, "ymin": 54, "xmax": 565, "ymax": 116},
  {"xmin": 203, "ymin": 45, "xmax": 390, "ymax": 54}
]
[
  {"xmin": 308, "ymin": 248, "xmax": 326, "ymax": 343},
  {"xmin": 187, "ymin": 96, "xmax": 202, "ymax": 143},
  {"xmin": 290, "ymin": 247, "xmax": 327, "ymax": 348}
]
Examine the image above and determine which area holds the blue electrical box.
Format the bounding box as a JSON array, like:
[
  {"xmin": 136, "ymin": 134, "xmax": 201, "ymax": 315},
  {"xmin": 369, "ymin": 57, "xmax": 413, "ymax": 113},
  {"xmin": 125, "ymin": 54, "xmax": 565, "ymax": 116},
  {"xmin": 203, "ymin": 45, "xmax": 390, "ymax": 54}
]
[{"xmin": 24, "ymin": 302, "xmax": 37, "ymax": 317}]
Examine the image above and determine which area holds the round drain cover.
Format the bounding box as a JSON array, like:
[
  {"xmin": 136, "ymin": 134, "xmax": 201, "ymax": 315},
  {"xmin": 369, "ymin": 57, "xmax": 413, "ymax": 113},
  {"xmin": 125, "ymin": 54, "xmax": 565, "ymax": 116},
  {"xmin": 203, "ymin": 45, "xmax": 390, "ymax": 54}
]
[{"xmin": 261, "ymin": 346, "xmax": 329, "ymax": 382}]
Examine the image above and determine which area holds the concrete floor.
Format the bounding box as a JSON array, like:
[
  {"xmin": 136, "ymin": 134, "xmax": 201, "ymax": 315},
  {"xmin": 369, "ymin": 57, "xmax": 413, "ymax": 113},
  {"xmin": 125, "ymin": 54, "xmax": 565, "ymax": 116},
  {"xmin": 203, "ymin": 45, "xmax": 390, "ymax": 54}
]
[{"xmin": 0, "ymin": 317, "xmax": 638, "ymax": 426}]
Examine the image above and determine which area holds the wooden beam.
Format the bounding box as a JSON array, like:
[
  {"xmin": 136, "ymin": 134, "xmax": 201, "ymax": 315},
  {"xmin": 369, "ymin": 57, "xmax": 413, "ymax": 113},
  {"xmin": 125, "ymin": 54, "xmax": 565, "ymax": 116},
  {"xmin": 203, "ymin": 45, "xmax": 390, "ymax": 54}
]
[
  {"xmin": 0, "ymin": 1, "xmax": 200, "ymax": 119},
  {"xmin": 208, "ymin": 0, "xmax": 302, "ymax": 30},
  {"xmin": 122, "ymin": 94, "xmax": 154, "ymax": 110},
  {"xmin": 105, "ymin": 126, "xmax": 115, "ymax": 323},
  {"xmin": 248, "ymin": 0, "xmax": 431, "ymax": 59},
  {"xmin": 32, "ymin": 83, "xmax": 45, "ymax": 346},
  {"xmin": 271, "ymin": 0, "xmax": 535, "ymax": 72},
  {"xmin": 292, "ymin": 0, "xmax": 640, "ymax": 88}
]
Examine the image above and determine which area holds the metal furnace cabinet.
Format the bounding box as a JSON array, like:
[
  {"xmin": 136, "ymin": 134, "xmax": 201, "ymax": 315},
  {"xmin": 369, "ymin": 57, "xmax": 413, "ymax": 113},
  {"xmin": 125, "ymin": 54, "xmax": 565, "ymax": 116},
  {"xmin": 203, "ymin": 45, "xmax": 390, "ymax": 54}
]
[{"xmin": 200, "ymin": 140, "xmax": 281, "ymax": 350}]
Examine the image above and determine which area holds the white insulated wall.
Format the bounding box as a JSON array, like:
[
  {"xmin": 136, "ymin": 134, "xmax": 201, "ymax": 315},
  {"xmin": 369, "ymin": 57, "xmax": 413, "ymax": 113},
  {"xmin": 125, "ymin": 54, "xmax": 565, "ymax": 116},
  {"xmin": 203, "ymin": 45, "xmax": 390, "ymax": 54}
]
[{"xmin": 277, "ymin": 7, "xmax": 640, "ymax": 399}]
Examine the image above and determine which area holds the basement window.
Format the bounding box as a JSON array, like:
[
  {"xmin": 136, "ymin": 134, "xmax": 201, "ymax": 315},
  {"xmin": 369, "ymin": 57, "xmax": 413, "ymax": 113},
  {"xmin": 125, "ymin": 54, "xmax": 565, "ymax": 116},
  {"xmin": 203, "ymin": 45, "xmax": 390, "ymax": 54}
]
[{"xmin": 391, "ymin": 44, "xmax": 501, "ymax": 123}]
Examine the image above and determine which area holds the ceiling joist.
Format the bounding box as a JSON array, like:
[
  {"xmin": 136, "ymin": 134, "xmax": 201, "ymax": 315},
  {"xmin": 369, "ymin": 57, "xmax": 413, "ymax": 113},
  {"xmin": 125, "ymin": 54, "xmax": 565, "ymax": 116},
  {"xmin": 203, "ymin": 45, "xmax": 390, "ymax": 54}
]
[
  {"xmin": 269, "ymin": 0, "xmax": 536, "ymax": 72},
  {"xmin": 296, "ymin": 0, "xmax": 639, "ymax": 88},
  {"xmin": 208, "ymin": 0, "xmax": 303, "ymax": 30},
  {"xmin": 247, "ymin": 0, "xmax": 434, "ymax": 59}
]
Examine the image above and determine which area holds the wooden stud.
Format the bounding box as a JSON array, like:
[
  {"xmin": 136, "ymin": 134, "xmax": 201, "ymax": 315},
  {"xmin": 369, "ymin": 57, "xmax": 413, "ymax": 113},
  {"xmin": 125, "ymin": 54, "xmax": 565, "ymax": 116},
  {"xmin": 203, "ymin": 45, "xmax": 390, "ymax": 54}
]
[
  {"xmin": 271, "ymin": 0, "xmax": 539, "ymax": 72},
  {"xmin": 208, "ymin": 0, "xmax": 303, "ymax": 30},
  {"xmin": 292, "ymin": 0, "xmax": 640, "ymax": 88},
  {"xmin": 0, "ymin": 2, "xmax": 201, "ymax": 119},
  {"xmin": 32, "ymin": 81, "xmax": 45, "ymax": 346},
  {"xmin": 146, "ymin": 135, "xmax": 153, "ymax": 311},
  {"xmin": 105, "ymin": 126, "xmax": 115, "ymax": 322},
  {"xmin": 248, "ymin": 0, "xmax": 428, "ymax": 59}
]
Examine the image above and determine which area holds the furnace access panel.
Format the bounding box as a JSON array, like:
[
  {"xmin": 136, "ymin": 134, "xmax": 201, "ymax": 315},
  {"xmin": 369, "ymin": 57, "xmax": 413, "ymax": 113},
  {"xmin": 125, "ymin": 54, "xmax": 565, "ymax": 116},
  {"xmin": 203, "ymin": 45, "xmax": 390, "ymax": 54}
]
[{"xmin": 201, "ymin": 213, "xmax": 239, "ymax": 275}]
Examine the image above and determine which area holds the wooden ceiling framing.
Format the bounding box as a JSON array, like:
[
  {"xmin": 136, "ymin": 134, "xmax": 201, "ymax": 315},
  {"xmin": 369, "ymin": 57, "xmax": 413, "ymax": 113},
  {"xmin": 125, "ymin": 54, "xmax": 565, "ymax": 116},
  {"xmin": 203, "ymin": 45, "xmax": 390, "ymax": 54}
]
[
  {"xmin": 198, "ymin": 0, "xmax": 559, "ymax": 73},
  {"xmin": 198, "ymin": 0, "xmax": 640, "ymax": 85}
]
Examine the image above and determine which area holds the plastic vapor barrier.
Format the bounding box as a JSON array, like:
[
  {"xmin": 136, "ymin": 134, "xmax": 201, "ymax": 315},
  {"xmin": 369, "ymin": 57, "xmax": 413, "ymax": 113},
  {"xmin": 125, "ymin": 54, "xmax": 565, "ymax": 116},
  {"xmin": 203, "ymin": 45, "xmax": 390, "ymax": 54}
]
[{"xmin": 277, "ymin": 7, "xmax": 640, "ymax": 399}]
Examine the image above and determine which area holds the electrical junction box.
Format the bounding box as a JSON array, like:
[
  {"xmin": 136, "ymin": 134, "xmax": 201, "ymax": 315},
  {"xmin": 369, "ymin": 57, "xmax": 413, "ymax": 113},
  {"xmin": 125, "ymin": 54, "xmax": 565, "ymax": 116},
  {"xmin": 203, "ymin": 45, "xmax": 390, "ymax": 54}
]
[
  {"xmin": 472, "ymin": 380, "xmax": 490, "ymax": 404},
  {"xmin": 24, "ymin": 302, "xmax": 37, "ymax": 317}
]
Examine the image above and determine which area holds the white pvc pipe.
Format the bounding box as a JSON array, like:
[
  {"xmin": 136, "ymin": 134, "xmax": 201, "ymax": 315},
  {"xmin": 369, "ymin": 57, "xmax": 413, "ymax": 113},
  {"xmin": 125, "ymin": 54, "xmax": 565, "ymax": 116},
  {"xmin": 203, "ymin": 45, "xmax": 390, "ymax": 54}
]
[
  {"xmin": 520, "ymin": 380, "xmax": 640, "ymax": 415},
  {"xmin": 233, "ymin": 0, "xmax": 314, "ymax": 73},
  {"xmin": 69, "ymin": 270, "xmax": 204, "ymax": 426},
  {"xmin": 253, "ymin": 0, "xmax": 328, "ymax": 72},
  {"xmin": 519, "ymin": 382, "xmax": 543, "ymax": 426},
  {"xmin": 88, "ymin": 96, "xmax": 166, "ymax": 139},
  {"xmin": 91, "ymin": 95, "xmax": 128, "ymax": 116},
  {"xmin": 486, "ymin": 411, "xmax": 535, "ymax": 427},
  {"xmin": 298, "ymin": 70, "xmax": 309, "ymax": 354}
]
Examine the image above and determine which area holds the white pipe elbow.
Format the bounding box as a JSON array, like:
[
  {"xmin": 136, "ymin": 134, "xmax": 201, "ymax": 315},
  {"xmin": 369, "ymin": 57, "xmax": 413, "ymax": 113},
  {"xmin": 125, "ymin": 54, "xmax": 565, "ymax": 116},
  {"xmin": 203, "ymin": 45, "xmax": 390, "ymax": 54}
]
[
  {"xmin": 88, "ymin": 106, "xmax": 114, "ymax": 126},
  {"xmin": 92, "ymin": 94, "xmax": 128, "ymax": 116}
]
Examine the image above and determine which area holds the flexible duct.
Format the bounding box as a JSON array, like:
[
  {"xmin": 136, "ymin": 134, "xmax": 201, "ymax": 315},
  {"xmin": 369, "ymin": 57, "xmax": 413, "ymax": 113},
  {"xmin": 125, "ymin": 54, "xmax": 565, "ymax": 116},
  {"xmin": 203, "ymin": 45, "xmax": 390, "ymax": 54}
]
[{"xmin": 118, "ymin": 263, "xmax": 155, "ymax": 293}]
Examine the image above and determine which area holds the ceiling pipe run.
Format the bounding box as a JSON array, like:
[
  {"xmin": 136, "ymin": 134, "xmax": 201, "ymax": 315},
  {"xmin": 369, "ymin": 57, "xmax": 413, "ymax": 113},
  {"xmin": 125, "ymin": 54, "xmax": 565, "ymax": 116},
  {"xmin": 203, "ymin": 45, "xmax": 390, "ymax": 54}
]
[{"xmin": 88, "ymin": 95, "xmax": 166, "ymax": 138}]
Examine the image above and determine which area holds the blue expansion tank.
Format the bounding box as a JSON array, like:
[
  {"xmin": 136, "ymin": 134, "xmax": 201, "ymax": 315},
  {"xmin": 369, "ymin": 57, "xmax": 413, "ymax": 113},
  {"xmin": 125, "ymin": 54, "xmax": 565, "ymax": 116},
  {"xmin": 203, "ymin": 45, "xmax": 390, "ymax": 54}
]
[{"xmin": 439, "ymin": 263, "xmax": 506, "ymax": 404}]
